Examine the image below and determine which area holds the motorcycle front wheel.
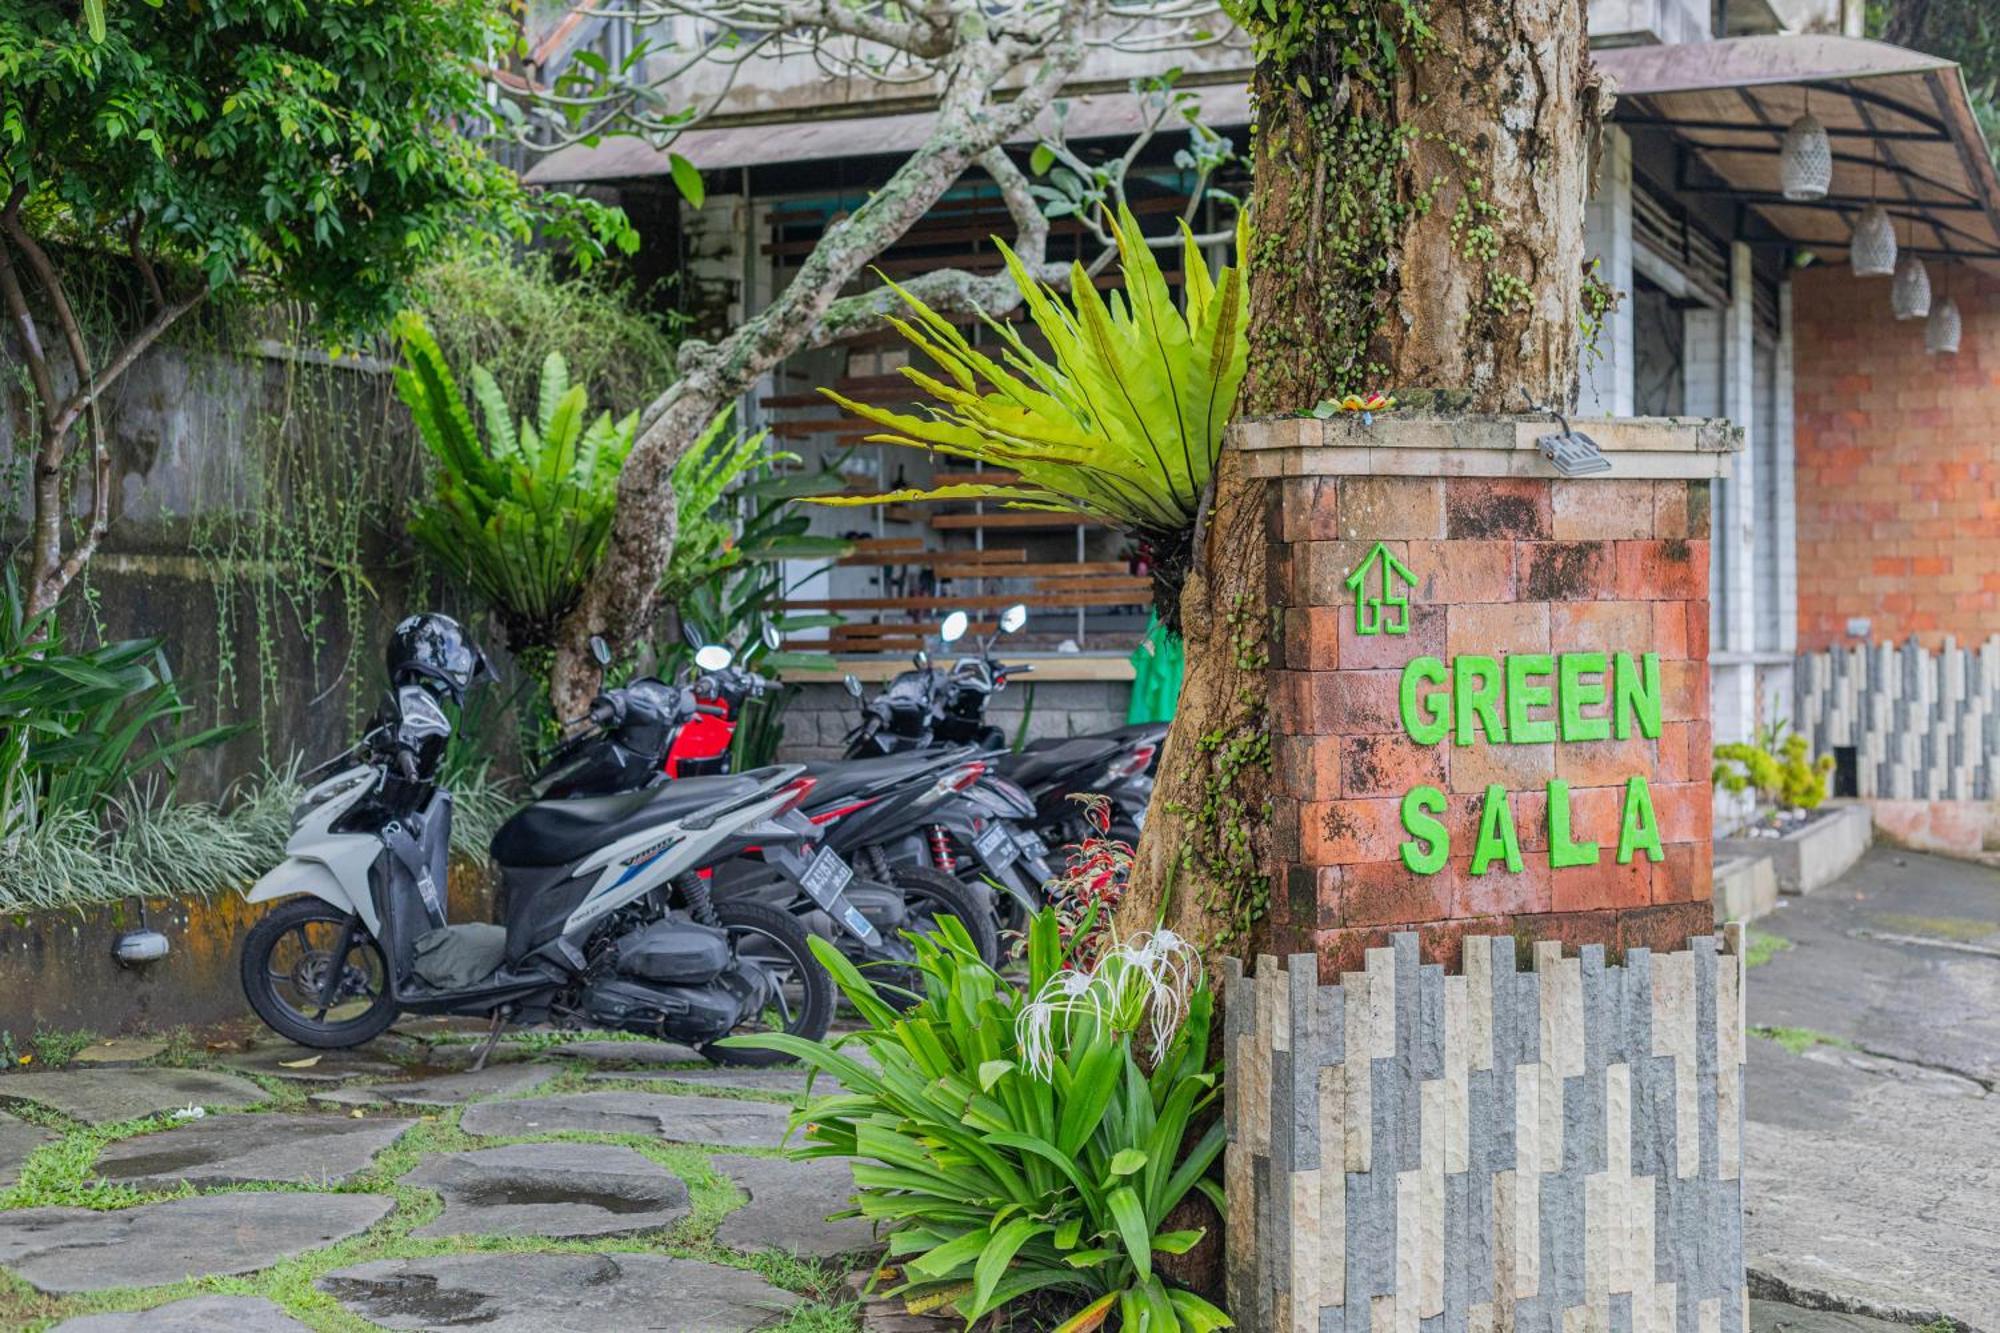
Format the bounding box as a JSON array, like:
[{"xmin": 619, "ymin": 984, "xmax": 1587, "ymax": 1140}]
[
  {"xmin": 701, "ymin": 899, "xmax": 833, "ymax": 1067},
  {"xmin": 240, "ymin": 897, "xmax": 400, "ymax": 1049}
]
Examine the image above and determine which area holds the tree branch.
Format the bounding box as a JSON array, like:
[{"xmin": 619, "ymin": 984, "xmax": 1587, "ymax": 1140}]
[
  {"xmin": 0, "ymin": 236, "xmax": 56, "ymax": 428},
  {"xmin": 48, "ymin": 287, "xmax": 206, "ymax": 443},
  {"xmin": 805, "ymin": 145, "xmax": 1057, "ymax": 346}
]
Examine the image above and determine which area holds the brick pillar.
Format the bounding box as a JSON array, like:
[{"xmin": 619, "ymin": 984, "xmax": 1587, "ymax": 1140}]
[{"xmin": 1241, "ymin": 415, "xmax": 1743, "ymax": 978}]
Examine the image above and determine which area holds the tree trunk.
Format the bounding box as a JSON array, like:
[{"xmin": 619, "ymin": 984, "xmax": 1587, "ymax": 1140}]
[{"xmin": 1121, "ymin": 0, "xmax": 1600, "ymax": 964}]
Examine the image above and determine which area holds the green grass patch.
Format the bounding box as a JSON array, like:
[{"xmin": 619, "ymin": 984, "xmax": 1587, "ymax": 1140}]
[
  {"xmin": 1741, "ymin": 931, "xmax": 1793, "ymax": 969},
  {"xmin": 26, "ymin": 1030, "xmax": 97, "ymax": 1070},
  {"xmin": 1750, "ymin": 1025, "xmax": 1857, "ymax": 1056}
]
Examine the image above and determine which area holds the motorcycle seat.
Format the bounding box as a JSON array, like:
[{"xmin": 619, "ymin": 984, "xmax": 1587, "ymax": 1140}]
[
  {"xmin": 802, "ymin": 750, "xmax": 968, "ymax": 812},
  {"xmin": 994, "ymin": 737, "xmax": 1122, "ymax": 790},
  {"xmin": 491, "ymin": 773, "xmax": 770, "ymax": 868}
]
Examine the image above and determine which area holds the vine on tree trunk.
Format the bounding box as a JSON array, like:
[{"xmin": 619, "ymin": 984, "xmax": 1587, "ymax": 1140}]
[{"xmin": 1166, "ymin": 592, "xmax": 1273, "ymax": 946}]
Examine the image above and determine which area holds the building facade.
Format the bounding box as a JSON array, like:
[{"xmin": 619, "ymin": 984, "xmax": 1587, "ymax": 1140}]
[{"xmin": 526, "ymin": 0, "xmax": 2000, "ymax": 836}]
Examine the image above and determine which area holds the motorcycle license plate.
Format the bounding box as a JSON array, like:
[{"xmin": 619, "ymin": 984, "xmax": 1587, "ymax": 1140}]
[
  {"xmin": 974, "ymin": 821, "xmax": 1019, "ymax": 868},
  {"xmin": 799, "ymin": 846, "xmax": 856, "ymax": 908},
  {"xmin": 1019, "ymin": 830, "xmax": 1050, "ymax": 861}
]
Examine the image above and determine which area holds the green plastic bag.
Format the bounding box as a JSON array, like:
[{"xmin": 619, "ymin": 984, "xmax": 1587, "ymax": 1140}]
[{"xmin": 1126, "ymin": 612, "xmax": 1184, "ymax": 724}]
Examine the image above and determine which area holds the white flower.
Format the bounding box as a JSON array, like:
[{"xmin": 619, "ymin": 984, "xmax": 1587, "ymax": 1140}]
[{"xmin": 1015, "ymin": 968, "xmax": 1105, "ymax": 1081}]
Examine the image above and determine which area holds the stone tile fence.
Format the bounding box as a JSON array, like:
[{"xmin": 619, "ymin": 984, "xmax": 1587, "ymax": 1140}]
[
  {"xmin": 1223, "ymin": 932, "xmax": 1746, "ymax": 1333},
  {"xmin": 1795, "ymin": 636, "xmax": 1999, "ymax": 802}
]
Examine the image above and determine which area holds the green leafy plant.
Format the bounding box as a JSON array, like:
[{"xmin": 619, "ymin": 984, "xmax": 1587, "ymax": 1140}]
[
  {"xmin": 0, "ymin": 0, "xmax": 630, "ymax": 613},
  {"xmin": 657, "ymin": 412, "xmax": 854, "ymax": 767},
  {"xmin": 395, "ymin": 312, "xmax": 637, "ymax": 674},
  {"xmin": 1713, "ymin": 722, "xmax": 1835, "ymax": 816},
  {"xmin": 740, "ymin": 912, "xmax": 1230, "ymax": 1331},
  {"xmin": 817, "ymin": 205, "xmax": 1248, "ymax": 630},
  {"xmin": 1, "ymin": 570, "xmax": 237, "ymax": 840}
]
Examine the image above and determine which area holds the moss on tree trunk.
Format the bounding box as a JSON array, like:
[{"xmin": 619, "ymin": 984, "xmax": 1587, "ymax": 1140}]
[{"xmin": 1121, "ymin": 0, "xmax": 1601, "ymax": 964}]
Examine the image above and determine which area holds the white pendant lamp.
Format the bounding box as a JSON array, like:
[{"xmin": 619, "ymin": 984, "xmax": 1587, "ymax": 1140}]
[
  {"xmin": 1780, "ymin": 111, "xmax": 1832, "ymax": 201},
  {"xmin": 1925, "ymin": 298, "xmax": 1961, "ymax": 355},
  {"xmin": 1850, "ymin": 202, "xmax": 1897, "ymax": 277},
  {"xmin": 1891, "ymin": 252, "xmax": 1931, "ymax": 320}
]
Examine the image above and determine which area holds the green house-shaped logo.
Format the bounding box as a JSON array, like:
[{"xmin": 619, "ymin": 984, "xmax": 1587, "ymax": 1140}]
[{"xmin": 1344, "ymin": 541, "xmax": 1418, "ymax": 637}]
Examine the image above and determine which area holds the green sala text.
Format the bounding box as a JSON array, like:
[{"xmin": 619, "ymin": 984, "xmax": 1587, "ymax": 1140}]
[{"xmin": 1394, "ymin": 651, "xmax": 1666, "ymax": 875}]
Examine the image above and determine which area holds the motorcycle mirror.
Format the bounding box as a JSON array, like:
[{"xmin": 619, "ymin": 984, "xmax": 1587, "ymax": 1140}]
[
  {"xmin": 760, "ymin": 623, "xmax": 782, "ymax": 651},
  {"xmin": 914, "ymin": 650, "xmax": 930, "ymax": 670},
  {"xmin": 588, "ymin": 635, "xmax": 612, "ymax": 667},
  {"xmin": 843, "ymin": 674, "xmax": 863, "ymax": 699},
  {"xmin": 999, "ymin": 604, "xmax": 1028, "ymax": 634},
  {"xmin": 694, "ymin": 644, "xmax": 733, "ymax": 673},
  {"xmin": 680, "ymin": 620, "xmax": 702, "ymax": 650},
  {"xmin": 940, "ymin": 610, "xmax": 970, "ymax": 644}
]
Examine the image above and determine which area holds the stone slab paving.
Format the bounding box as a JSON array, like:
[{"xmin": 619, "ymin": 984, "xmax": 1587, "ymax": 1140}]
[
  {"xmin": 588, "ymin": 1066, "xmax": 843, "ymax": 1097},
  {"xmin": 404, "ymin": 1143, "xmax": 690, "ymax": 1238},
  {"xmin": 91, "ymin": 1113, "xmax": 414, "ymax": 1190},
  {"xmin": 459, "ymin": 1091, "xmax": 792, "ymax": 1147},
  {"xmin": 50, "ymin": 1294, "xmax": 310, "ymax": 1331},
  {"xmin": 549, "ymin": 1039, "xmax": 703, "ymax": 1066},
  {"xmin": 68, "ymin": 1038, "xmax": 169, "ymax": 1067},
  {"xmin": 217, "ymin": 1043, "xmax": 404, "ymax": 1083},
  {"xmin": 0, "ymin": 1192, "xmax": 394, "ymax": 1293},
  {"xmin": 0, "ymin": 1110, "xmax": 55, "ymax": 1187},
  {"xmin": 372, "ymin": 1063, "xmax": 554, "ymax": 1107},
  {"xmin": 319, "ymin": 1252, "xmax": 800, "ymax": 1331},
  {"xmin": 712, "ymin": 1153, "xmax": 873, "ymax": 1258},
  {"xmin": 1746, "ymin": 849, "xmax": 2000, "ymax": 1328},
  {"xmin": 0, "ymin": 1069, "xmax": 265, "ymax": 1124}
]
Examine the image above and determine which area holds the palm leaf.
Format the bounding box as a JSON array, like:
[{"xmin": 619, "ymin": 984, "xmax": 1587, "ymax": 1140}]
[{"xmin": 812, "ymin": 207, "xmax": 1248, "ymax": 579}]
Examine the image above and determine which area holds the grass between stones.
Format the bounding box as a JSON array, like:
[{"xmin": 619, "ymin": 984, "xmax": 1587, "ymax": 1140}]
[
  {"xmin": 1750, "ymin": 1025, "xmax": 1859, "ymax": 1057},
  {"xmin": 0, "ymin": 1050, "xmax": 861, "ymax": 1332},
  {"xmin": 1741, "ymin": 930, "xmax": 1793, "ymax": 969}
]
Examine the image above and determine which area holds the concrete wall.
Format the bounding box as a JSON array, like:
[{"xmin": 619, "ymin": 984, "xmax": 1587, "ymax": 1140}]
[
  {"xmin": 1224, "ymin": 935, "xmax": 1747, "ymax": 1333},
  {"xmin": 1791, "ymin": 264, "xmax": 2000, "ymax": 652},
  {"xmin": 1, "ymin": 337, "xmax": 427, "ymax": 802},
  {"xmin": 0, "ymin": 863, "xmax": 497, "ymax": 1038}
]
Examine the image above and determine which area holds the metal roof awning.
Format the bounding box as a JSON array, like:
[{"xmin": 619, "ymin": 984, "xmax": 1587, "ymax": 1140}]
[
  {"xmin": 525, "ymin": 82, "xmax": 1253, "ymax": 186},
  {"xmin": 1596, "ymin": 35, "xmax": 2000, "ymax": 272}
]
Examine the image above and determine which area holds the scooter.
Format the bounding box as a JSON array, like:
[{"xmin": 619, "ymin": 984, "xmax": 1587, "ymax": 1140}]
[
  {"xmin": 237, "ymin": 671, "xmax": 848, "ymax": 1065},
  {"xmin": 637, "ymin": 633, "xmax": 1046, "ymax": 954},
  {"xmin": 841, "ymin": 608, "xmax": 1163, "ymax": 851},
  {"xmin": 529, "ymin": 639, "xmax": 972, "ymax": 987}
]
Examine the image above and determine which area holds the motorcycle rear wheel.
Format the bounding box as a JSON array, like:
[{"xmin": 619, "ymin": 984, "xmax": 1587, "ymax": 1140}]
[
  {"xmin": 700, "ymin": 900, "xmax": 833, "ymax": 1067},
  {"xmin": 240, "ymin": 897, "xmax": 400, "ymax": 1049},
  {"xmin": 891, "ymin": 865, "xmax": 1002, "ymax": 969}
]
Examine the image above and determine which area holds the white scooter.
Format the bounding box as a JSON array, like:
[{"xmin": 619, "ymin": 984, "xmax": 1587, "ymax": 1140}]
[{"xmin": 238, "ymin": 676, "xmax": 855, "ymax": 1065}]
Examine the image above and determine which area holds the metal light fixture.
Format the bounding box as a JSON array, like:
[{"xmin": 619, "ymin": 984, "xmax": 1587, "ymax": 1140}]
[
  {"xmin": 1891, "ymin": 252, "xmax": 1931, "ymax": 320},
  {"xmin": 1780, "ymin": 111, "xmax": 1832, "ymax": 201},
  {"xmin": 1850, "ymin": 202, "xmax": 1897, "ymax": 277},
  {"xmin": 1925, "ymin": 298, "xmax": 1961, "ymax": 354}
]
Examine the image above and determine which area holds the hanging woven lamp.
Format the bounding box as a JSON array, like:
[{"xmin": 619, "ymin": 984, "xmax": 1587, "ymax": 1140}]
[
  {"xmin": 1925, "ymin": 297, "xmax": 1962, "ymax": 354},
  {"xmin": 1891, "ymin": 253, "xmax": 1931, "ymax": 319},
  {"xmin": 1780, "ymin": 113, "xmax": 1832, "ymax": 200},
  {"xmin": 1850, "ymin": 203, "xmax": 1897, "ymax": 277}
]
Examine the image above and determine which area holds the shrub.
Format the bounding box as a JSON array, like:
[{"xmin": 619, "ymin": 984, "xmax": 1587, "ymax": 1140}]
[
  {"xmin": 742, "ymin": 913, "xmax": 1230, "ymax": 1331},
  {"xmin": 1, "ymin": 570, "xmax": 236, "ymax": 841},
  {"xmin": 395, "ymin": 312, "xmax": 636, "ymax": 669},
  {"xmin": 1713, "ymin": 723, "xmax": 1834, "ymax": 815}
]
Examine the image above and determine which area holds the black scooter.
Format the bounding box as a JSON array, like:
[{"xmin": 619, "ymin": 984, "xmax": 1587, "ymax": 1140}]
[{"xmin": 842, "ymin": 608, "xmax": 1163, "ymax": 850}]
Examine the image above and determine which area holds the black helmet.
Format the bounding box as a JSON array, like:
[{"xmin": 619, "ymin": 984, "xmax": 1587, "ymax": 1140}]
[{"xmin": 386, "ymin": 614, "xmax": 492, "ymax": 700}]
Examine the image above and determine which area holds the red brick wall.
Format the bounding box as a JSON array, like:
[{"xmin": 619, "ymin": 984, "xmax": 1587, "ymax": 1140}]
[
  {"xmin": 1793, "ymin": 264, "xmax": 2000, "ymax": 650},
  {"xmin": 1265, "ymin": 475, "xmax": 1715, "ymax": 978}
]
